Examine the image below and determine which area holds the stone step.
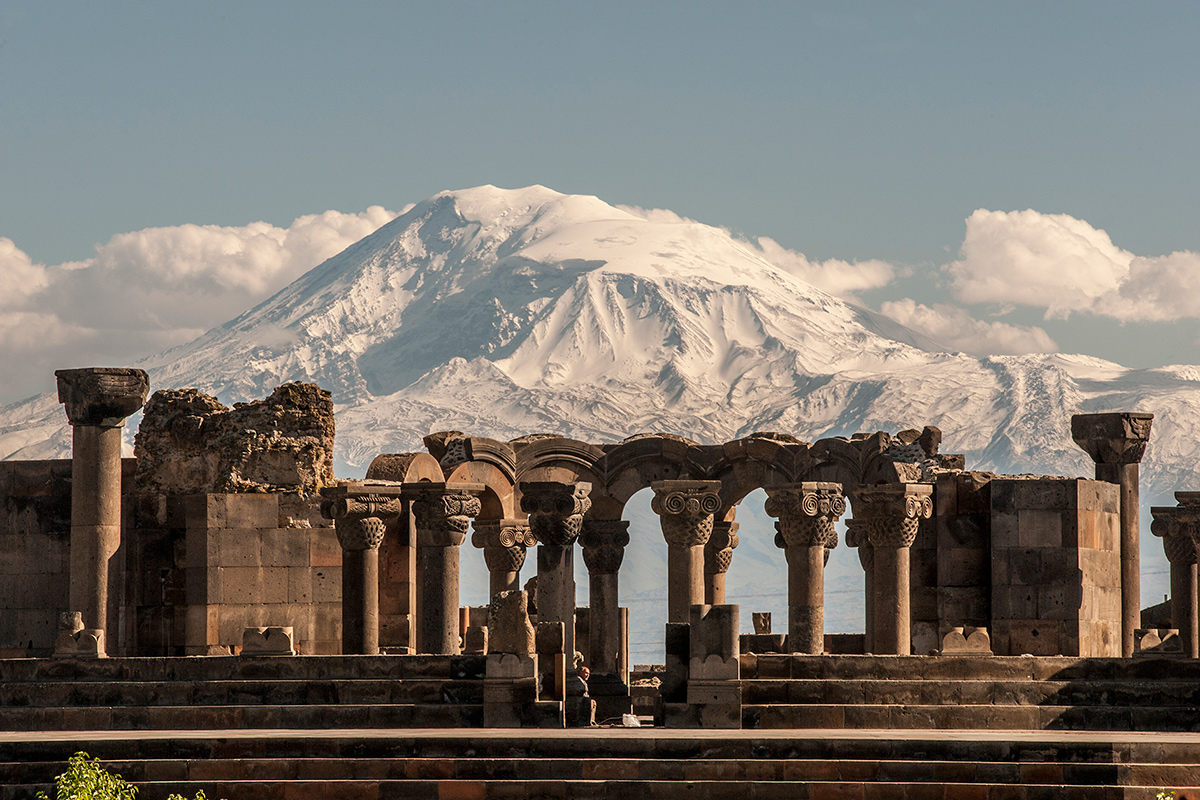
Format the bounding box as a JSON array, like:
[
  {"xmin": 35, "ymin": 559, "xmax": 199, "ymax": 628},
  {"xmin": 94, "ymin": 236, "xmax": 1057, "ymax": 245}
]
[
  {"xmin": 1, "ymin": 779, "xmax": 1190, "ymax": 800},
  {"xmin": 742, "ymin": 654, "xmax": 1200, "ymax": 683},
  {"xmin": 7, "ymin": 756, "xmax": 1200, "ymax": 786},
  {"xmin": 743, "ymin": 703, "xmax": 1200, "ymax": 731},
  {"xmin": 0, "ymin": 678, "xmax": 485, "ymax": 707},
  {"xmin": 741, "ymin": 678, "xmax": 1200, "ymax": 707},
  {"xmin": 0, "ymin": 703, "xmax": 484, "ymax": 731}
]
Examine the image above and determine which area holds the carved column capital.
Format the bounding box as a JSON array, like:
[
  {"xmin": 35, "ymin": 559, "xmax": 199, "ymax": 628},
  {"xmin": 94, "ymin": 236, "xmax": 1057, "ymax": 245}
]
[
  {"xmin": 650, "ymin": 480, "xmax": 722, "ymax": 547},
  {"xmin": 1154, "ymin": 503, "xmax": 1200, "ymax": 566},
  {"xmin": 765, "ymin": 482, "xmax": 845, "ymax": 549},
  {"xmin": 705, "ymin": 521, "xmax": 739, "ymax": 576},
  {"xmin": 55, "ymin": 367, "xmax": 149, "ymax": 428},
  {"xmin": 518, "ymin": 481, "xmax": 592, "ymax": 546},
  {"xmin": 472, "ymin": 518, "xmax": 536, "ymax": 574},
  {"xmin": 579, "ymin": 518, "xmax": 630, "ymax": 575},
  {"xmin": 405, "ymin": 481, "xmax": 484, "ymax": 547},
  {"xmin": 320, "ymin": 482, "xmax": 405, "ymax": 551},
  {"xmin": 1071, "ymin": 412, "xmax": 1154, "ymax": 465},
  {"xmin": 851, "ymin": 483, "xmax": 933, "ymax": 549}
]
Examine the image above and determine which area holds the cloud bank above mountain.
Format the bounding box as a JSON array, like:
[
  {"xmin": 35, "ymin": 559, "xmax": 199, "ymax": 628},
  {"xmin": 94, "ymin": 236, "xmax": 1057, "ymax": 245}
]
[
  {"xmin": 0, "ymin": 192, "xmax": 1195, "ymax": 404},
  {"xmin": 0, "ymin": 206, "xmax": 402, "ymax": 402}
]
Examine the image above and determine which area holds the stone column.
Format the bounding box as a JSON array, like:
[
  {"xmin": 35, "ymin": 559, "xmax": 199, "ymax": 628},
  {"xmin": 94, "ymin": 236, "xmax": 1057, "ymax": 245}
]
[
  {"xmin": 580, "ymin": 518, "xmax": 631, "ymax": 719},
  {"xmin": 852, "ymin": 483, "xmax": 933, "ymax": 655},
  {"xmin": 55, "ymin": 367, "xmax": 149, "ymax": 656},
  {"xmin": 845, "ymin": 518, "xmax": 874, "ymax": 653},
  {"xmin": 704, "ymin": 521, "xmax": 739, "ymax": 605},
  {"xmin": 652, "ymin": 481, "xmax": 723, "ymax": 624},
  {"xmin": 1072, "ymin": 412, "xmax": 1153, "ymax": 658},
  {"xmin": 406, "ymin": 482, "xmax": 484, "ymax": 655},
  {"xmin": 765, "ymin": 482, "xmax": 845, "ymax": 654},
  {"xmin": 519, "ymin": 481, "xmax": 591, "ymax": 659},
  {"xmin": 471, "ymin": 518, "xmax": 536, "ymax": 601},
  {"xmin": 320, "ymin": 483, "xmax": 403, "ymax": 655},
  {"xmin": 1151, "ymin": 504, "xmax": 1198, "ymax": 658}
]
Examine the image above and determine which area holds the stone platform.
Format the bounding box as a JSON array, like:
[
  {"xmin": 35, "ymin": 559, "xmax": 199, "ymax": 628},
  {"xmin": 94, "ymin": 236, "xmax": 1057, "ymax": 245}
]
[{"xmin": 3, "ymin": 727, "xmax": 1200, "ymax": 799}]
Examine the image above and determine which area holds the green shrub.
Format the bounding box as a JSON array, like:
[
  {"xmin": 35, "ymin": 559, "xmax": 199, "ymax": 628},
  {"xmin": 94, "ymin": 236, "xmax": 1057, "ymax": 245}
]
[{"xmin": 36, "ymin": 752, "xmax": 220, "ymax": 800}]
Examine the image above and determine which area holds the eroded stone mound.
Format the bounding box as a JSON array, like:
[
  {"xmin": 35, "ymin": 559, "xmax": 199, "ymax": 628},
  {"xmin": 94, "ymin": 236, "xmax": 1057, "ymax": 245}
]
[{"xmin": 134, "ymin": 382, "xmax": 334, "ymax": 495}]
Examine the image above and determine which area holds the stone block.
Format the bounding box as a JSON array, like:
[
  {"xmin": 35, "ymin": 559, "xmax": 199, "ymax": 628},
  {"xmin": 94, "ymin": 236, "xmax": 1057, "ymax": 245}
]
[
  {"xmin": 992, "ymin": 585, "xmax": 1038, "ymax": 618},
  {"xmin": 288, "ymin": 567, "xmax": 313, "ymax": 603},
  {"xmin": 991, "ymin": 513, "xmax": 1019, "ymax": 548},
  {"xmin": 224, "ymin": 493, "xmax": 280, "ymax": 529},
  {"xmin": 1134, "ymin": 628, "xmax": 1183, "ymax": 656},
  {"xmin": 937, "ymin": 586, "xmax": 989, "ymax": 624},
  {"xmin": 1007, "ymin": 620, "xmax": 1063, "ymax": 656},
  {"xmin": 938, "ymin": 546, "xmax": 988, "ymax": 587},
  {"xmin": 185, "ymin": 523, "xmax": 218, "ymax": 571},
  {"xmin": 752, "ymin": 612, "xmax": 771, "ymax": 634},
  {"xmin": 1038, "ymin": 583, "xmax": 1084, "ymax": 620},
  {"xmin": 310, "ymin": 528, "xmax": 342, "ymax": 567},
  {"xmin": 1013, "ymin": 478, "xmax": 1073, "ymax": 511},
  {"xmin": 739, "ymin": 633, "xmax": 786, "ymax": 654},
  {"xmin": 1017, "ymin": 510, "xmax": 1063, "ymax": 548},
  {"xmin": 262, "ymin": 529, "xmax": 312, "ymax": 567},
  {"xmin": 185, "ymin": 566, "xmax": 220, "ymax": 605},
  {"xmin": 312, "ymin": 568, "xmax": 341, "ymax": 602},
  {"xmin": 463, "ymin": 626, "xmax": 488, "ymax": 654},
  {"xmin": 183, "ymin": 494, "xmax": 228, "ymax": 531},
  {"xmin": 938, "ymin": 625, "xmax": 992, "ymax": 654},
  {"xmin": 261, "ymin": 567, "xmax": 289, "ymax": 604},
  {"xmin": 218, "ymin": 566, "xmax": 263, "ymax": 604},
  {"xmin": 488, "ymin": 591, "xmax": 535, "ymax": 654},
  {"xmin": 217, "ymin": 528, "xmax": 262, "ymax": 567},
  {"xmin": 241, "ymin": 625, "xmax": 295, "ymax": 655}
]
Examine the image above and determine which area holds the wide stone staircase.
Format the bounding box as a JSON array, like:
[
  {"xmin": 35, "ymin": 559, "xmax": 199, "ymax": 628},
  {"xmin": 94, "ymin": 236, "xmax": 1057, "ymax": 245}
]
[
  {"xmin": 741, "ymin": 654, "xmax": 1200, "ymax": 731},
  {"xmin": 0, "ymin": 655, "xmax": 486, "ymax": 731},
  {"xmin": 4, "ymin": 653, "xmax": 1200, "ymax": 797}
]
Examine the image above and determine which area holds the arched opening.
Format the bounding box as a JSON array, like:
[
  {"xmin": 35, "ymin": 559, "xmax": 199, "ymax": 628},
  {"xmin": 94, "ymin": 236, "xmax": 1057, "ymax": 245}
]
[{"xmin": 620, "ymin": 487, "xmax": 670, "ymax": 665}]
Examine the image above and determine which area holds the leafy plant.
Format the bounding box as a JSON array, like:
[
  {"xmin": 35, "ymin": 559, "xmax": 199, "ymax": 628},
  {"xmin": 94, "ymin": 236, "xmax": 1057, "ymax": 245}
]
[
  {"xmin": 36, "ymin": 752, "xmax": 221, "ymax": 800},
  {"xmin": 1156, "ymin": 791, "xmax": 1175, "ymax": 800},
  {"xmin": 35, "ymin": 752, "xmax": 136, "ymax": 800}
]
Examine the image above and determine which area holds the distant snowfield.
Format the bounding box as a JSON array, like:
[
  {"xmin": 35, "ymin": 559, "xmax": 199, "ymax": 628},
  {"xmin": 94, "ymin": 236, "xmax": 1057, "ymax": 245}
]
[{"xmin": 1, "ymin": 185, "xmax": 1192, "ymax": 641}]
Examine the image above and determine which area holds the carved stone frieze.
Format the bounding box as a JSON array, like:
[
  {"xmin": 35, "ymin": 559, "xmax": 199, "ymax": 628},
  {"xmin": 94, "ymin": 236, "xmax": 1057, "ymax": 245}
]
[
  {"xmin": 851, "ymin": 483, "xmax": 933, "ymax": 549},
  {"xmin": 55, "ymin": 367, "xmax": 149, "ymax": 428},
  {"xmin": 579, "ymin": 519, "xmax": 630, "ymax": 575},
  {"xmin": 765, "ymin": 482, "xmax": 846, "ymax": 549},
  {"xmin": 1071, "ymin": 412, "xmax": 1154, "ymax": 465},
  {"xmin": 1152, "ymin": 505, "xmax": 1200, "ymax": 565},
  {"xmin": 405, "ymin": 482, "xmax": 485, "ymax": 547},
  {"xmin": 518, "ymin": 481, "xmax": 592, "ymax": 546},
  {"xmin": 650, "ymin": 480, "xmax": 722, "ymax": 547}
]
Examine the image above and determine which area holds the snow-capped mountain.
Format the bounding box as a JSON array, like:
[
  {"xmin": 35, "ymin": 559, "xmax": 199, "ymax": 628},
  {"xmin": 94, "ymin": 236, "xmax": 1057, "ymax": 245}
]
[{"xmin": 3, "ymin": 185, "xmax": 1198, "ymax": 502}]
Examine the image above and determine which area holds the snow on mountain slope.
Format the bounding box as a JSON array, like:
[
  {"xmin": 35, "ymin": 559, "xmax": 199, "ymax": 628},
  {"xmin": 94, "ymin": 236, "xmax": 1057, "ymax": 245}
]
[{"xmin": 2, "ymin": 185, "xmax": 1198, "ymax": 512}]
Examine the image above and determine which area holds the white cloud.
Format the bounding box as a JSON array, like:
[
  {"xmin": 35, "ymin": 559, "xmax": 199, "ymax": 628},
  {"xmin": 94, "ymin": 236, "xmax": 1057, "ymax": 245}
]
[
  {"xmin": 880, "ymin": 298, "xmax": 1059, "ymax": 357},
  {"xmin": 947, "ymin": 209, "xmax": 1200, "ymax": 322},
  {"xmin": 748, "ymin": 236, "xmax": 896, "ymax": 299},
  {"xmin": 0, "ymin": 206, "xmax": 402, "ymax": 403}
]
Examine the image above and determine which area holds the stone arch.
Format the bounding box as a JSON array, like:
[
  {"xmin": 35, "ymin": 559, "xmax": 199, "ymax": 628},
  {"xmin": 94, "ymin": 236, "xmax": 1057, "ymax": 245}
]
[
  {"xmin": 594, "ymin": 433, "xmax": 695, "ymax": 515},
  {"xmin": 513, "ymin": 435, "xmax": 608, "ymax": 514}
]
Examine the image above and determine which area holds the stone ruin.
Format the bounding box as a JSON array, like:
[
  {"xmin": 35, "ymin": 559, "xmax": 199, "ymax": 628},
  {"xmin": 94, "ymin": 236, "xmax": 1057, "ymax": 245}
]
[{"xmin": 0, "ymin": 367, "xmax": 1185, "ymax": 735}]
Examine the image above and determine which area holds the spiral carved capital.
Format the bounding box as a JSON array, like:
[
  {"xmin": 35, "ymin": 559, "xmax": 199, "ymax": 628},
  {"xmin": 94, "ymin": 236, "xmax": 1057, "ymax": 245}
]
[
  {"xmin": 319, "ymin": 482, "xmax": 405, "ymax": 551},
  {"xmin": 851, "ymin": 483, "xmax": 933, "ymax": 550},
  {"xmin": 765, "ymin": 482, "xmax": 845, "ymax": 549},
  {"xmin": 579, "ymin": 519, "xmax": 630, "ymax": 575},
  {"xmin": 472, "ymin": 518, "xmax": 535, "ymax": 574},
  {"xmin": 651, "ymin": 480, "xmax": 722, "ymax": 547},
  {"xmin": 518, "ymin": 481, "xmax": 592, "ymax": 546},
  {"xmin": 405, "ymin": 482, "xmax": 484, "ymax": 548}
]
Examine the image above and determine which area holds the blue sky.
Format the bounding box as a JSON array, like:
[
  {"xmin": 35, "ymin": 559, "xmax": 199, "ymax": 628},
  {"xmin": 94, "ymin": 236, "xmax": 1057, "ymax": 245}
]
[{"xmin": 2, "ymin": 2, "xmax": 1198, "ymax": 402}]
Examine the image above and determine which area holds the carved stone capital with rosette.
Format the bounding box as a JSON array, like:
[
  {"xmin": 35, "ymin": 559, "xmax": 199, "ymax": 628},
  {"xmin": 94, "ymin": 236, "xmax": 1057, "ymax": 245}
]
[
  {"xmin": 1071, "ymin": 412, "xmax": 1154, "ymax": 465},
  {"xmin": 705, "ymin": 521, "xmax": 740, "ymax": 576},
  {"xmin": 320, "ymin": 482, "xmax": 405, "ymax": 551},
  {"xmin": 650, "ymin": 480, "xmax": 722, "ymax": 547},
  {"xmin": 55, "ymin": 367, "xmax": 150, "ymax": 428},
  {"xmin": 404, "ymin": 481, "xmax": 484, "ymax": 548},
  {"xmin": 518, "ymin": 481, "xmax": 592, "ymax": 546},
  {"xmin": 852, "ymin": 483, "xmax": 933, "ymax": 549},
  {"xmin": 765, "ymin": 482, "xmax": 846, "ymax": 550},
  {"xmin": 472, "ymin": 518, "xmax": 537, "ymax": 574},
  {"xmin": 579, "ymin": 518, "xmax": 631, "ymax": 575}
]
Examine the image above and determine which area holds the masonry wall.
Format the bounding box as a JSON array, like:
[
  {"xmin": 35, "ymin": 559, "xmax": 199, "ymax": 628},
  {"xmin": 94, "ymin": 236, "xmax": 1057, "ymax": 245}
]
[
  {"xmin": 989, "ymin": 477, "xmax": 1121, "ymax": 657},
  {"xmin": 934, "ymin": 472, "xmax": 993, "ymax": 639}
]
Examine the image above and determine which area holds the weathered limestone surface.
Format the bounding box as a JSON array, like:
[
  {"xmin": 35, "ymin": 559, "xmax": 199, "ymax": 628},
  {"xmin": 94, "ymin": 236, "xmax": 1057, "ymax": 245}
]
[
  {"xmin": 1071, "ymin": 411, "xmax": 1152, "ymax": 658},
  {"xmin": 652, "ymin": 481, "xmax": 722, "ymax": 624},
  {"xmin": 927, "ymin": 472, "xmax": 994, "ymax": 653},
  {"xmin": 989, "ymin": 477, "xmax": 1121, "ymax": 657},
  {"xmin": 134, "ymin": 383, "xmax": 334, "ymax": 496}
]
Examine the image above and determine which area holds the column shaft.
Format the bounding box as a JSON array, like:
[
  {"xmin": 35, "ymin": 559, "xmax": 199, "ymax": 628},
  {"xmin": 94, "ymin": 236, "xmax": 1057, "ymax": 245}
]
[
  {"xmin": 69, "ymin": 425, "xmax": 124, "ymax": 635},
  {"xmin": 538, "ymin": 543, "xmax": 576, "ymax": 657},
  {"xmin": 1171, "ymin": 561, "xmax": 1199, "ymax": 659},
  {"xmin": 1098, "ymin": 462, "xmax": 1140, "ymax": 658},
  {"xmin": 420, "ymin": 544, "xmax": 461, "ymax": 654},
  {"xmin": 706, "ymin": 572, "xmax": 726, "ymax": 606},
  {"xmin": 589, "ymin": 572, "xmax": 621, "ymax": 674},
  {"xmin": 873, "ymin": 545, "xmax": 910, "ymax": 655},
  {"xmin": 667, "ymin": 543, "xmax": 704, "ymax": 623},
  {"xmin": 342, "ymin": 548, "xmax": 380, "ymax": 654},
  {"xmin": 786, "ymin": 544, "xmax": 825, "ymax": 654}
]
